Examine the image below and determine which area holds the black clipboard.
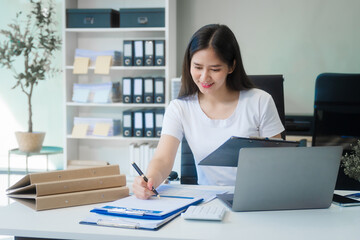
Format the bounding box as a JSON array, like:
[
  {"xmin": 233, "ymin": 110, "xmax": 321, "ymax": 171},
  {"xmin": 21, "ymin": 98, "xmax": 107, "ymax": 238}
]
[{"xmin": 198, "ymin": 136, "xmax": 301, "ymax": 167}]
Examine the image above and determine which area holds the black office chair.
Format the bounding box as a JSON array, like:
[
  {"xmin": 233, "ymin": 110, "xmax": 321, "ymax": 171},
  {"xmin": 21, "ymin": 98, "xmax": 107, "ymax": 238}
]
[
  {"xmin": 180, "ymin": 75, "xmax": 286, "ymax": 184},
  {"xmin": 312, "ymin": 73, "xmax": 360, "ymax": 190}
]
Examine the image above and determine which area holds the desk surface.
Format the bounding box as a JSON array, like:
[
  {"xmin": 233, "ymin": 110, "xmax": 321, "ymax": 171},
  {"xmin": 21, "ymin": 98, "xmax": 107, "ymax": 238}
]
[{"xmin": 1, "ymin": 188, "xmax": 360, "ymax": 240}]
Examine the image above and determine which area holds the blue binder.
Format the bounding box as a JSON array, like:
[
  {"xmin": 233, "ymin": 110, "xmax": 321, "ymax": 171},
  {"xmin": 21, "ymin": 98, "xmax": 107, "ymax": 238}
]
[
  {"xmin": 143, "ymin": 77, "xmax": 154, "ymax": 103},
  {"xmin": 154, "ymin": 77, "xmax": 165, "ymax": 103},
  {"xmin": 133, "ymin": 110, "xmax": 144, "ymax": 137},
  {"xmin": 144, "ymin": 40, "xmax": 154, "ymax": 66},
  {"xmin": 132, "ymin": 77, "xmax": 144, "ymax": 103},
  {"xmin": 123, "ymin": 41, "xmax": 133, "ymax": 66},
  {"xmin": 134, "ymin": 40, "xmax": 144, "ymax": 66},
  {"xmin": 154, "ymin": 108, "xmax": 165, "ymax": 137},
  {"xmin": 122, "ymin": 110, "xmax": 133, "ymax": 137},
  {"xmin": 122, "ymin": 77, "xmax": 133, "ymax": 103},
  {"xmin": 144, "ymin": 109, "xmax": 155, "ymax": 137},
  {"xmin": 154, "ymin": 40, "xmax": 165, "ymax": 66}
]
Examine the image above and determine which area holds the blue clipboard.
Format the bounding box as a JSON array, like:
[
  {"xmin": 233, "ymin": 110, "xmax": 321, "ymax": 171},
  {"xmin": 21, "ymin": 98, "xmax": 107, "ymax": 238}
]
[
  {"xmin": 80, "ymin": 210, "xmax": 183, "ymax": 230},
  {"xmin": 90, "ymin": 195, "xmax": 203, "ymax": 220},
  {"xmin": 199, "ymin": 136, "xmax": 301, "ymax": 167}
]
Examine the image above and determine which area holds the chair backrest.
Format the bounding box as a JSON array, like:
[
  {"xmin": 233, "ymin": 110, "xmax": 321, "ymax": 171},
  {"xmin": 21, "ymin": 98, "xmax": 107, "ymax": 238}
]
[
  {"xmin": 250, "ymin": 75, "xmax": 286, "ymax": 139},
  {"xmin": 312, "ymin": 73, "xmax": 360, "ymax": 190},
  {"xmin": 312, "ymin": 73, "xmax": 360, "ymax": 148},
  {"xmin": 180, "ymin": 74, "xmax": 286, "ymax": 184}
]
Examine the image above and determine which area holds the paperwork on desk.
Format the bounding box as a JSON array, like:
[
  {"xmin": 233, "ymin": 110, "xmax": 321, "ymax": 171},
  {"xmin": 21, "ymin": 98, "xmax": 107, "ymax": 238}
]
[
  {"xmin": 80, "ymin": 210, "xmax": 182, "ymax": 230},
  {"xmin": 90, "ymin": 195, "xmax": 203, "ymax": 220},
  {"xmin": 80, "ymin": 195, "xmax": 203, "ymax": 230},
  {"xmin": 156, "ymin": 184, "xmax": 228, "ymax": 203}
]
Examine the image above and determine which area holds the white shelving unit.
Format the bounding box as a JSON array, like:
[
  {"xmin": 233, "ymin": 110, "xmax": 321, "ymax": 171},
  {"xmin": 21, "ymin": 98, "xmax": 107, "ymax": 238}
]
[{"xmin": 62, "ymin": 0, "xmax": 177, "ymax": 175}]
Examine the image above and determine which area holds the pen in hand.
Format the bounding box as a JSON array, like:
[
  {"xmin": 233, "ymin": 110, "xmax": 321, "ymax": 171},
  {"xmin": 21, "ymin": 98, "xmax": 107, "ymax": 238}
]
[{"xmin": 131, "ymin": 162, "xmax": 160, "ymax": 198}]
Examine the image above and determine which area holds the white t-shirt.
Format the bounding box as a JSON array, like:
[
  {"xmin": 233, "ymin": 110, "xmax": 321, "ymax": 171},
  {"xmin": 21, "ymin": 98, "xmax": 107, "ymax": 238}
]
[{"xmin": 161, "ymin": 88, "xmax": 285, "ymax": 185}]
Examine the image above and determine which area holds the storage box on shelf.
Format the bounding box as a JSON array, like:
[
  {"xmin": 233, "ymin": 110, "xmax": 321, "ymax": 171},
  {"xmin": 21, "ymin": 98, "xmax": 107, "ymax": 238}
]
[{"xmin": 63, "ymin": 0, "xmax": 176, "ymax": 176}]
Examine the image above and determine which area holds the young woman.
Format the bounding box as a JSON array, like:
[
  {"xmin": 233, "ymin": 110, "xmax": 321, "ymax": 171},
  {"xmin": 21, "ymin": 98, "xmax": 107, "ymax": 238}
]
[{"xmin": 132, "ymin": 24, "xmax": 284, "ymax": 199}]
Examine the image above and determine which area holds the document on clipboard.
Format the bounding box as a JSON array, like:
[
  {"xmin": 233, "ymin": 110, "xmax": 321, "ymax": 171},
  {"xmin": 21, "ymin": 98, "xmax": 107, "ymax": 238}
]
[
  {"xmin": 80, "ymin": 210, "xmax": 182, "ymax": 230},
  {"xmin": 89, "ymin": 195, "xmax": 203, "ymax": 220},
  {"xmin": 199, "ymin": 136, "xmax": 301, "ymax": 167},
  {"xmin": 80, "ymin": 195, "xmax": 202, "ymax": 230}
]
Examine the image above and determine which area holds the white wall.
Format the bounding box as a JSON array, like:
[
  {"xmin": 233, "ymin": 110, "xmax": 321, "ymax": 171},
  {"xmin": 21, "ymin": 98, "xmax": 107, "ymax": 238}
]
[
  {"xmin": 0, "ymin": 0, "xmax": 64, "ymax": 170},
  {"xmin": 177, "ymin": 0, "xmax": 360, "ymax": 115}
]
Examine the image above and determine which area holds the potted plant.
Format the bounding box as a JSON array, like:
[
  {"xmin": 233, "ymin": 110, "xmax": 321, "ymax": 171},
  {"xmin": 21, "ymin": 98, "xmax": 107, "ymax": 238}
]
[
  {"xmin": 0, "ymin": 0, "xmax": 61, "ymax": 152},
  {"xmin": 342, "ymin": 140, "xmax": 360, "ymax": 182}
]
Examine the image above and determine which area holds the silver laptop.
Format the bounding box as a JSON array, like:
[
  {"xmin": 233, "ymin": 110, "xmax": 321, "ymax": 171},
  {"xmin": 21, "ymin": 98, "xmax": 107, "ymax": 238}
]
[{"xmin": 218, "ymin": 146, "xmax": 342, "ymax": 211}]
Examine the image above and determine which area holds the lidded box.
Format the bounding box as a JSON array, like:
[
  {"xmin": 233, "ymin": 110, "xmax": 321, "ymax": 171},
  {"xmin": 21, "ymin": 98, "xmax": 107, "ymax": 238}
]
[
  {"xmin": 120, "ymin": 8, "xmax": 165, "ymax": 28},
  {"xmin": 67, "ymin": 9, "xmax": 120, "ymax": 28}
]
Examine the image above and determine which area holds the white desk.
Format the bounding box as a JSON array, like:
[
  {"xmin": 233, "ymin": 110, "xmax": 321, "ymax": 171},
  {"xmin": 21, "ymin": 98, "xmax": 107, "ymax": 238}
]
[{"xmin": 1, "ymin": 189, "xmax": 360, "ymax": 240}]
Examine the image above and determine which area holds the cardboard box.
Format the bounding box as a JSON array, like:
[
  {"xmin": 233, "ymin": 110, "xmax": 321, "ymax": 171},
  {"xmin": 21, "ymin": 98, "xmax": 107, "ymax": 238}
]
[{"xmin": 7, "ymin": 165, "xmax": 129, "ymax": 211}]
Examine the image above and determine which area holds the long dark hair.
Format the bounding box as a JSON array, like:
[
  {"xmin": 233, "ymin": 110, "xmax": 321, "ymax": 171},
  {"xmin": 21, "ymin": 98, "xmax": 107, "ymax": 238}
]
[{"xmin": 178, "ymin": 24, "xmax": 254, "ymax": 98}]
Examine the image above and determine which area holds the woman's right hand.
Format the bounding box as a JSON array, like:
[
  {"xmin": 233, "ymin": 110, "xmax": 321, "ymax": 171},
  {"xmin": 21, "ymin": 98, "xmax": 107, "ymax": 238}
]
[{"xmin": 132, "ymin": 176, "xmax": 156, "ymax": 199}]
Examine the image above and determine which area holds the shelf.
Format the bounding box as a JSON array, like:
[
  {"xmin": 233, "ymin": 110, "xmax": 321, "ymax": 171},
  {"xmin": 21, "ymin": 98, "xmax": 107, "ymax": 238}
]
[
  {"xmin": 65, "ymin": 27, "xmax": 166, "ymax": 33},
  {"xmin": 67, "ymin": 135, "xmax": 160, "ymax": 141},
  {"xmin": 63, "ymin": 0, "xmax": 176, "ymax": 171},
  {"xmin": 65, "ymin": 66, "xmax": 166, "ymax": 71},
  {"xmin": 66, "ymin": 102, "xmax": 166, "ymax": 108}
]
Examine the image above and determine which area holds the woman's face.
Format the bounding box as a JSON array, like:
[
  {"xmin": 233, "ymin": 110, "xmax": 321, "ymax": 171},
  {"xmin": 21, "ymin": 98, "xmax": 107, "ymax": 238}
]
[{"xmin": 190, "ymin": 47, "xmax": 233, "ymax": 95}]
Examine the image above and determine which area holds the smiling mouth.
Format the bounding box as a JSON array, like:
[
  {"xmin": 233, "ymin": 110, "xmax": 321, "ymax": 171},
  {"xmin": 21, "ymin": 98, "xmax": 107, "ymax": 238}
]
[{"xmin": 201, "ymin": 82, "xmax": 214, "ymax": 88}]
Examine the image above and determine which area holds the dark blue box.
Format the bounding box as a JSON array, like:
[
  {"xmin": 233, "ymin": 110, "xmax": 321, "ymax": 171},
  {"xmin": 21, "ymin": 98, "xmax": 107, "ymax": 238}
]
[
  {"xmin": 120, "ymin": 8, "xmax": 165, "ymax": 28},
  {"xmin": 67, "ymin": 9, "xmax": 120, "ymax": 28}
]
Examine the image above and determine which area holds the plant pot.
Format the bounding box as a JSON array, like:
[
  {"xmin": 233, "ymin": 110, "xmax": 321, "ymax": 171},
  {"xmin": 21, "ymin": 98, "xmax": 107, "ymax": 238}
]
[{"xmin": 15, "ymin": 131, "xmax": 45, "ymax": 153}]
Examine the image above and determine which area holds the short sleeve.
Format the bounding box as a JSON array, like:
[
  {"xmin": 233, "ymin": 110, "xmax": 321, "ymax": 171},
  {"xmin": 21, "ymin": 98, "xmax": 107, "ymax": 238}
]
[
  {"xmin": 161, "ymin": 100, "xmax": 184, "ymax": 141},
  {"xmin": 258, "ymin": 94, "xmax": 285, "ymax": 137}
]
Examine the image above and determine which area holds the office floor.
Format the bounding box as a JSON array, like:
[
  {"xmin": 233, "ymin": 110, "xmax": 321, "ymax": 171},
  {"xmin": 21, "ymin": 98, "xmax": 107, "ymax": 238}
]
[{"xmin": 0, "ymin": 172, "xmax": 24, "ymax": 240}]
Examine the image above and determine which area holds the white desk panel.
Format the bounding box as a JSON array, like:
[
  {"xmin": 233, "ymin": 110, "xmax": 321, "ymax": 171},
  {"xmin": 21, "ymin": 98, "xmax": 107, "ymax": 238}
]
[{"xmin": 1, "ymin": 190, "xmax": 360, "ymax": 240}]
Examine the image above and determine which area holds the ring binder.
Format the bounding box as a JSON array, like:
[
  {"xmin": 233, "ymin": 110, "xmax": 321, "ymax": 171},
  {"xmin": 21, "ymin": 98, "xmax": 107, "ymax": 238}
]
[
  {"xmin": 133, "ymin": 77, "xmax": 144, "ymax": 103},
  {"xmin": 123, "ymin": 41, "xmax": 134, "ymax": 66},
  {"xmin": 134, "ymin": 40, "xmax": 144, "ymax": 66}
]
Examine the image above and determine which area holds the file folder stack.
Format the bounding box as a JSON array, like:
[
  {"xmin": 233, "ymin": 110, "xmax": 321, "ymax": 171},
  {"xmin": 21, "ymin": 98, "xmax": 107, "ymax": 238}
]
[
  {"xmin": 73, "ymin": 117, "xmax": 121, "ymax": 136},
  {"xmin": 6, "ymin": 165, "xmax": 129, "ymax": 211},
  {"xmin": 123, "ymin": 40, "xmax": 165, "ymax": 66},
  {"xmin": 122, "ymin": 77, "xmax": 165, "ymax": 104},
  {"xmin": 72, "ymin": 82, "xmax": 121, "ymax": 103},
  {"xmin": 75, "ymin": 49, "xmax": 122, "ymax": 66},
  {"xmin": 67, "ymin": 160, "xmax": 110, "ymax": 169},
  {"xmin": 122, "ymin": 108, "xmax": 164, "ymax": 137}
]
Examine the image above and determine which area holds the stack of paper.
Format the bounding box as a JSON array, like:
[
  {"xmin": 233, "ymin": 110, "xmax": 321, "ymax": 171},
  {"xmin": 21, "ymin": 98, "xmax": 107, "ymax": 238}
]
[
  {"xmin": 75, "ymin": 49, "xmax": 122, "ymax": 66},
  {"xmin": 73, "ymin": 117, "xmax": 121, "ymax": 136},
  {"xmin": 67, "ymin": 160, "xmax": 110, "ymax": 169},
  {"xmin": 7, "ymin": 165, "xmax": 129, "ymax": 211},
  {"xmin": 72, "ymin": 82, "xmax": 121, "ymax": 103}
]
